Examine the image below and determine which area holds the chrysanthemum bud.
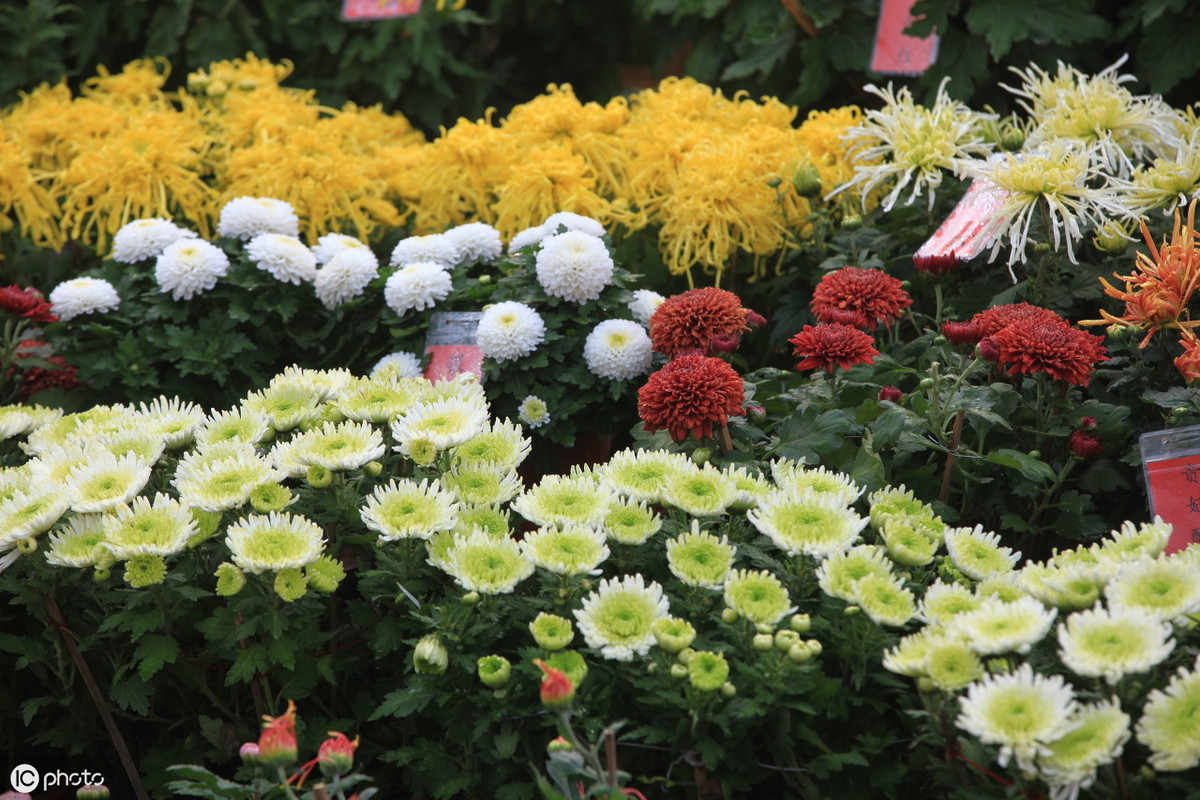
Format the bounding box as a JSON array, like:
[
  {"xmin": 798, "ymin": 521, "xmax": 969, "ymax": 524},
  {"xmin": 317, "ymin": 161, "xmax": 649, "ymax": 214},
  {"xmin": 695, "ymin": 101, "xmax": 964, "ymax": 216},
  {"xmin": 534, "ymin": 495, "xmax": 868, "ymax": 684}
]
[
  {"xmin": 318, "ymin": 733, "xmax": 358, "ymax": 779},
  {"xmin": 363, "ymin": 460, "xmax": 384, "ymax": 477},
  {"xmin": 788, "ymin": 642, "xmax": 813, "ymax": 663},
  {"xmin": 274, "ymin": 567, "xmax": 308, "ymax": 602},
  {"xmin": 720, "ymin": 608, "xmax": 739, "ymax": 623},
  {"xmin": 670, "ymin": 663, "xmax": 689, "ymax": 678},
  {"xmin": 878, "ymin": 386, "xmax": 903, "ymax": 403},
  {"xmin": 76, "ymin": 785, "xmax": 109, "ymax": 800},
  {"xmin": 16, "ymin": 537, "xmax": 37, "ymax": 554},
  {"xmin": 305, "ymin": 556, "xmax": 346, "ymax": 594},
  {"xmin": 547, "ymin": 736, "xmax": 573, "ymax": 753},
  {"xmin": 239, "ymin": 741, "xmax": 261, "ymax": 766},
  {"xmin": 306, "ymin": 465, "xmax": 333, "ymax": 488},
  {"xmin": 774, "ymin": 629, "xmax": 801, "ymax": 651},
  {"xmin": 413, "ymin": 634, "xmax": 449, "ymax": 675},
  {"xmin": 477, "ymin": 655, "xmax": 512, "ymax": 688},
  {"xmin": 720, "ymin": 681, "xmax": 737, "ymax": 698},
  {"xmin": 257, "ymin": 700, "xmax": 298, "ymax": 767},
  {"xmin": 93, "ymin": 566, "xmax": 112, "ymax": 583},
  {"xmin": 752, "ymin": 633, "xmax": 775, "ymax": 651},
  {"xmin": 534, "ymin": 658, "xmax": 575, "ymax": 709},
  {"xmin": 789, "ymin": 613, "xmax": 811, "ymax": 633},
  {"xmin": 529, "ymin": 612, "xmax": 574, "ymax": 651},
  {"xmin": 250, "ymin": 482, "xmax": 293, "ymax": 513},
  {"xmin": 206, "ymin": 80, "xmax": 229, "ymax": 98},
  {"xmin": 792, "ymin": 161, "xmax": 823, "ymax": 197},
  {"xmin": 691, "ymin": 447, "xmax": 712, "ymax": 466},
  {"xmin": 841, "ymin": 214, "xmax": 863, "ymax": 230},
  {"xmin": 462, "ymin": 590, "xmax": 481, "ymax": 605},
  {"xmin": 215, "ymin": 562, "xmax": 246, "ymax": 596}
]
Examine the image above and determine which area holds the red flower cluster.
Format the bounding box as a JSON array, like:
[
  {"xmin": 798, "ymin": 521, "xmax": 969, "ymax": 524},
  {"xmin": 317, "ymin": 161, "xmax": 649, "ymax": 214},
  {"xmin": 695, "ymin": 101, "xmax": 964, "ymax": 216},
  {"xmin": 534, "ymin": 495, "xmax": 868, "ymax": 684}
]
[
  {"xmin": 913, "ymin": 253, "xmax": 963, "ymax": 275},
  {"xmin": 1069, "ymin": 430, "xmax": 1105, "ymax": 458},
  {"xmin": 789, "ymin": 323, "xmax": 880, "ymax": 372},
  {"xmin": 637, "ymin": 354, "xmax": 745, "ymax": 442},
  {"xmin": 988, "ymin": 320, "xmax": 1108, "ymax": 386},
  {"xmin": 0, "ymin": 285, "xmax": 56, "ymax": 323},
  {"xmin": 811, "ymin": 267, "xmax": 912, "ymax": 330},
  {"xmin": 10, "ymin": 340, "xmax": 84, "ymax": 401},
  {"xmin": 649, "ymin": 287, "xmax": 749, "ymax": 357}
]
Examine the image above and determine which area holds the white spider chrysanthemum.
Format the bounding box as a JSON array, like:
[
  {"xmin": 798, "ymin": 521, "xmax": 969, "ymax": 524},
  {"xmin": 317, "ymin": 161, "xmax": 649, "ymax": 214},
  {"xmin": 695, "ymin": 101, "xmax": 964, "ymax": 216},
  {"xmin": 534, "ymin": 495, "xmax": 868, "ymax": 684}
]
[
  {"xmin": 1135, "ymin": 655, "xmax": 1200, "ymax": 771},
  {"xmin": 596, "ymin": 448, "xmax": 688, "ymax": 504},
  {"xmin": 383, "ymin": 261, "xmax": 452, "ymax": 315},
  {"xmin": 440, "ymin": 530, "xmax": 534, "ymax": 594},
  {"xmin": 834, "ymin": 78, "xmax": 994, "ymax": 212},
  {"xmin": 1039, "ymin": 700, "xmax": 1130, "ymax": 798},
  {"xmin": 154, "ymin": 239, "xmax": 230, "ymax": 300},
  {"xmin": 176, "ymin": 446, "xmax": 282, "ymax": 511},
  {"xmin": 391, "ymin": 396, "xmax": 489, "ymax": 451},
  {"xmin": 289, "ymin": 420, "xmax": 386, "ymax": 471},
  {"xmin": 543, "ymin": 211, "xmax": 606, "ymax": 238},
  {"xmin": 476, "ymin": 301, "xmax": 546, "ymax": 362},
  {"xmin": 535, "ymin": 230, "xmax": 614, "ymax": 304},
  {"xmin": 511, "ymin": 473, "xmax": 609, "ymax": 529},
  {"xmin": 225, "ymin": 512, "xmax": 325, "ymax": 573},
  {"xmin": 195, "ymin": 408, "xmax": 271, "ymax": 450},
  {"xmin": 770, "ymin": 460, "xmax": 863, "ymax": 506},
  {"xmin": 661, "ymin": 464, "xmax": 738, "ymax": 517},
  {"xmin": 361, "ymin": 478, "xmax": 458, "ymax": 541},
  {"xmin": 246, "ymin": 233, "xmax": 318, "ymax": 285},
  {"xmin": 217, "ymin": 196, "xmax": 299, "ymax": 240},
  {"xmin": 440, "ymin": 464, "xmax": 523, "ymax": 507},
  {"xmin": 111, "ymin": 218, "xmax": 197, "ymax": 263},
  {"xmin": 521, "ymin": 524, "xmax": 610, "ymax": 576},
  {"xmin": 66, "ymin": 451, "xmax": 152, "ymax": 513},
  {"xmin": 919, "ymin": 580, "xmax": 981, "ymax": 625},
  {"xmin": 136, "ymin": 396, "xmax": 206, "ymax": 448},
  {"xmin": 102, "ymin": 493, "xmax": 196, "ymax": 559},
  {"xmin": 312, "ymin": 233, "xmax": 370, "ymax": 265},
  {"xmin": 1104, "ymin": 555, "xmax": 1200, "ymax": 623},
  {"xmin": 44, "ymin": 515, "xmax": 109, "ymax": 567},
  {"xmin": 1056, "ymin": 604, "xmax": 1174, "ymax": 685},
  {"xmin": 948, "ymin": 595, "xmax": 1057, "ymax": 656},
  {"xmin": 583, "ymin": 319, "xmax": 653, "ymax": 380},
  {"xmin": 48, "ymin": 277, "xmax": 121, "ymax": 321},
  {"xmin": 724, "ymin": 465, "xmax": 773, "ymax": 510},
  {"xmin": 0, "ymin": 465, "xmax": 31, "ymax": 501},
  {"xmin": 517, "ymin": 395, "xmax": 550, "ymax": 429},
  {"xmin": 389, "ymin": 233, "xmax": 457, "ymax": 268},
  {"xmin": 748, "ymin": 490, "xmax": 867, "ymax": 558},
  {"xmin": 453, "ymin": 418, "xmax": 531, "ymax": 471},
  {"xmin": 956, "ymin": 664, "xmax": 1078, "ymax": 772},
  {"xmin": 23, "ymin": 405, "xmax": 132, "ymax": 455},
  {"xmin": 26, "ymin": 443, "xmax": 89, "ymax": 487},
  {"xmin": 242, "ymin": 383, "xmax": 325, "ymax": 431},
  {"xmin": 575, "ymin": 574, "xmax": 670, "ymax": 661},
  {"xmin": 370, "ymin": 351, "xmax": 424, "ymax": 381},
  {"xmin": 315, "ymin": 248, "xmax": 379, "ymax": 309},
  {"xmin": 944, "ymin": 525, "xmax": 1021, "ymax": 580},
  {"xmin": 627, "ymin": 289, "xmax": 666, "ymax": 327},
  {"xmin": 444, "ymin": 222, "xmax": 503, "ymax": 264},
  {"xmin": 507, "ymin": 224, "xmax": 547, "ymax": 253},
  {"xmin": 0, "ymin": 487, "xmax": 71, "ymax": 546},
  {"xmin": 94, "ymin": 431, "xmax": 164, "ymax": 468}
]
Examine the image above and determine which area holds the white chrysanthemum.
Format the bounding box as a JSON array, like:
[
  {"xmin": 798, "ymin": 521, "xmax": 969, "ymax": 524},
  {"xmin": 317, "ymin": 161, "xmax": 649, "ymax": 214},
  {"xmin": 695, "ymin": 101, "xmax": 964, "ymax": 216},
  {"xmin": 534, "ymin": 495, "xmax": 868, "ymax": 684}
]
[
  {"xmin": 662, "ymin": 464, "xmax": 737, "ymax": 517},
  {"xmin": 666, "ymin": 525, "xmax": 734, "ymax": 588},
  {"xmin": 102, "ymin": 493, "xmax": 196, "ymax": 559},
  {"xmin": 391, "ymin": 396, "xmax": 489, "ymax": 451},
  {"xmin": 1040, "ymin": 701, "xmax": 1130, "ymax": 798},
  {"xmin": 603, "ymin": 498, "xmax": 662, "ymax": 545},
  {"xmin": 153, "ymin": 239, "xmax": 230, "ymax": 301},
  {"xmin": 26, "ymin": 443, "xmax": 89, "ymax": 487},
  {"xmin": 748, "ymin": 490, "xmax": 867, "ymax": 558},
  {"xmin": 44, "ymin": 515, "xmax": 109, "ymax": 567},
  {"xmin": 508, "ymin": 224, "xmax": 547, "ymax": 253},
  {"xmin": 512, "ymin": 473, "xmax": 609, "ymax": 529},
  {"xmin": 883, "ymin": 628, "xmax": 938, "ymax": 677},
  {"xmin": 723, "ymin": 568, "xmax": 796, "ymax": 627},
  {"xmin": 217, "ymin": 196, "xmax": 299, "ymax": 240},
  {"xmin": 453, "ymin": 418, "xmax": 530, "ymax": 471},
  {"xmin": 596, "ymin": 448, "xmax": 688, "ymax": 504},
  {"xmin": 976, "ymin": 572, "xmax": 1032, "ymax": 604},
  {"xmin": 361, "ymin": 478, "xmax": 458, "ymax": 541},
  {"xmin": 389, "ymin": 234, "xmax": 457, "ymax": 269},
  {"xmin": 583, "ymin": 319, "xmax": 653, "ymax": 380},
  {"xmin": 0, "ymin": 487, "xmax": 71, "ymax": 546},
  {"xmin": 574, "ymin": 574, "xmax": 671, "ymax": 661},
  {"xmin": 444, "ymin": 222, "xmax": 502, "ymax": 264},
  {"xmin": 246, "ymin": 233, "xmax": 318, "ymax": 284},
  {"xmin": 314, "ymin": 248, "xmax": 379, "ymax": 309},
  {"xmin": 627, "ymin": 289, "xmax": 665, "ymax": 327},
  {"xmin": 1136, "ymin": 655, "xmax": 1200, "ymax": 771},
  {"xmin": 1056, "ymin": 604, "xmax": 1174, "ymax": 684},
  {"xmin": 948, "ymin": 595, "xmax": 1057, "ymax": 656},
  {"xmin": 1104, "ymin": 555, "xmax": 1200, "ymax": 623},
  {"xmin": 1019, "ymin": 560, "xmax": 1107, "ymax": 611},
  {"xmin": 176, "ymin": 446, "xmax": 282, "ymax": 511},
  {"xmin": 242, "ymin": 384, "xmax": 325, "ymax": 431},
  {"xmin": 919, "ymin": 580, "xmax": 981, "ymax": 625},
  {"xmin": 724, "ymin": 465, "xmax": 772, "ymax": 510},
  {"xmin": 336, "ymin": 377, "xmax": 415, "ymax": 423},
  {"xmin": 195, "ymin": 408, "xmax": 271, "ymax": 450},
  {"xmin": 441, "ymin": 464, "xmax": 523, "ymax": 507},
  {"xmin": 535, "ymin": 230, "xmax": 614, "ymax": 303},
  {"xmin": 225, "ymin": 512, "xmax": 325, "ymax": 573},
  {"xmin": 956, "ymin": 663, "xmax": 1078, "ymax": 772},
  {"xmin": 289, "ymin": 420, "xmax": 386, "ymax": 471},
  {"xmin": 0, "ymin": 407, "xmax": 35, "ymax": 440},
  {"xmin": 1092, "ymin": 517, "xmax": 1172, "ymax": 562},
  {"xmin": 136, "ymin": 396, "xmax": 206, "ymax": 448},
  {"xmin": 94, "ymin": 430, "xmax": 166, "ymax": 465},
  {"xmin": 853, "ymin": 573, "xmax": 917, "ymax": 627},
  {"xmin": 881, "ymin": 517, "xmax": 939, "ymax": 566},
  {"xmin": 440, "ymin": 530, "xmax": 534, "ymax": 594},
  {"xmin": 312, "ymin": 233, "xmax": 370, "ymax": 265},
  {"xmin": 543, "ymin": 211, "xmax": 606, "ymax": 237},
  {"xmin": 476, "ymin": 301, "xmax": 546, "ymax": 362},
  {"xmin": 945, "ymin": 525, "xmax": 1021, "ymax": 580},
  {"xmin": 111, "ymin": 218, "xmax": 197, "ymax": 263},
  {"xmin": 48, "ymin": 277, "xmax": 121, "ymax": 321},
  {"xmin": 0, "ymin": 466, "xmax": 31, "ymax": 501},
  {"xmin": 521, "ymin": 524, "xmax": 609, "ymax": 576},
  {"xmin": 66, "ymin": 451, "xmax": 153, "ymax": 513},
  {"xmin": 23, "ymin": 404, "xmax": 131, "ymax": 455},
  {"xmin": 770, "ymin": 460, "xmax": 864, "ymax": 506},
  {"xmin": 517, "ymin": 395, "xmax": 550, "ymax": 429},
  {"xmin": 371, "ymin": 351, "xmax": 424, "ymax": 381},
  {"xmin": 383, "ymin": 261, "xmax": 452, "ymax": 315},
  {"xmin": 417, "ymin": 371, "xmax": 487, "ymax": 405},
  {"xmin": 269, "ymin": 365, "xmax": 355, "ymax": 400}
]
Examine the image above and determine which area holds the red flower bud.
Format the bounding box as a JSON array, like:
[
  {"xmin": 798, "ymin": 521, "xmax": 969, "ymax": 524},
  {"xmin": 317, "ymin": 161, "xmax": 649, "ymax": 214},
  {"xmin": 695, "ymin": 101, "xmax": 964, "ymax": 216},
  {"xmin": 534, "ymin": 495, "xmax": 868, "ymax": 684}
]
[
  {"xmin": 534, "ymin": 658, "xmax": 575, "ymax": 710},
  {"xmin": 240, "ymin": 742, "xmax": 261, "ymax": 765},
  {"xmin": 318, "ymin": 732, "xmax": 358, "ymax": 779},
  {"xmin": 744, "ymin": 310, "xmax": 768, "ymax": 330},
  {"xmin": 257, "ymin": 700, "xmax": 299, "ymax": 767},
  {"xmin": 1069, "ymin": 431, "xmax": 1104, "ymax": 459},
  {"xmin": 1079, "ymin": 416, "xmax": 1098, "ymax": 429},
  {"xmin": 941, "ymin": 321, "xmax": 983, "ymax": 345},
  {"xmin": 977, "ymin": 338, "xmax": 1000, "ymax": 362},
  {"xmin": 710, "ymin": 334, "xmax": 740, "ymax": 353},
  {"xmin": 878, "ymin": 386, "xmax": 903, "ymax": 403}
]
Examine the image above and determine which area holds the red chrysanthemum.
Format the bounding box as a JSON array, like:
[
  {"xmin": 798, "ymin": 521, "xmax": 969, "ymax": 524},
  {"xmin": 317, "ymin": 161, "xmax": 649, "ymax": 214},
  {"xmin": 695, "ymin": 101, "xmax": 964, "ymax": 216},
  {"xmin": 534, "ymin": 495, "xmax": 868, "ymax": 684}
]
[
  {"xmin": 988, "ymin": 320, "xmax": 1108, "ymax": 386},
  {"xmin": 789, "ymin": 323, "xmax": 880, "ymax": 372},
  {"xmin": 637, "ymin": 354, "xmax": 745, "ymax": 442},
  {"xmin": 878, "ymin": 386, "xmax": 903, "ymax": 403},
  {"xmin": 0, "ymin": 285, "xmax": 56, "ymax": 323},
  {"xmin": 970, "ymin": 302, "xmax": 1067, "ymax": 337},
  {"xmin": 811, "ymin": 267, "xmax": 912, "ymax": 330},
  {"xmin": 941, "ymin": 321, "xmax": 983, "ymax": 345},
  {"xmin": 649, "ymin": 287, "xmax": 748, "ymax": 357},
  {"xmin": 1069, "ymin": 430, "xmax": 1104, "ymax": 458}
]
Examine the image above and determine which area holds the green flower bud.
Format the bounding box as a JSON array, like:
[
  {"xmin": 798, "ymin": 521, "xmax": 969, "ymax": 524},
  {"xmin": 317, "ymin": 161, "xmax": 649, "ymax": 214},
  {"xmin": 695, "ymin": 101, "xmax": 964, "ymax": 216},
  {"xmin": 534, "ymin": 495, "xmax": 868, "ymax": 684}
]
[
  {"xmin": 841, "ymin": 213, "xmax": 863, "ymax": 230},
  {"xmin": 844, "ymin": 605, "xmax": 861, "ymax": 616},
  {"xmin": 124, "ymin": 554, "xmax": 167, "ymax": 588},
  {"xmin": 789, "ymin": 613, "xmax": 811, "ymax": 633},
  {"xmin": 15, "ymin": 536, "xmax": 37, "ymax": 554},
  {"xmin": 720, "ymin": 608, "xmax": 740, "ymax": 624},
  {"xmin": 752, "ymin": 633, "xmax": 775, "ymax": 651},
  {"xmin": 206, "ymin": 79, "xmax": 229, "ymax": 98},
  {"xmin": 791, "ymin": 160, "xmax": 823, "ymax": 198},
  {"xmin": 93, "ymin": 566, "xmax": 112, "ymax": 583},
  {"xmin": 477, "ymin": 655, "xmax": 512, "ymax": 688},
  {"xmin": 413, "ymin": 634, "xmax": 449, "ymax": 675},
  {"xmin": 720, "ymin": 681, "xmax": 737, "ymax": 698},
  {"xmin": 805, "ymin": 639, "xmax": 823, "ymax": 656},
  {"xmin": 788, "ymin": 642, "xmax": 813, "ymax": 663},
  {"xmin": 670, "ymin": 663, "xmax": 689, "ymax": 679},
  {"xmin": 652, "ymin": 617, "xmax": 697, "ymax": 654},
  {"xmin": 273, "ymin": 567, "xmax": 308, "ymax": 602},
  {"xmin": 305, "ymin": 556, "xmax": 346, "ymax": 594},
  {"xmin": 306, "ymin": 465, "xmax": 333, "ymax": 488},
  {"xmin": 462, "ymin": 590, "xmax": 481, "ymax": 606},
  {"xmin": 529, "ymin": 612, "xmax": 574, "ymax": 651},
  {"xmin": 676, "ymin": 648, "xmax": 697, "ymax": 665},
  {"xmin": 363, "ymin": 460, "xmax": 383, "ymax": 477},
  {"xmin": 215, "ymin": 562, "xmax": 247, "ymax": 596},
  {"xmin": 250, "ymin": 482, "xmax": 293, "ymax": 513},
  {"xmin": 774, "ymin": 629, "xmax": 801, "ymax": 651},
  {"xmin": 691, "ymin": 447, "xmax": 711, "ymax": 466}
]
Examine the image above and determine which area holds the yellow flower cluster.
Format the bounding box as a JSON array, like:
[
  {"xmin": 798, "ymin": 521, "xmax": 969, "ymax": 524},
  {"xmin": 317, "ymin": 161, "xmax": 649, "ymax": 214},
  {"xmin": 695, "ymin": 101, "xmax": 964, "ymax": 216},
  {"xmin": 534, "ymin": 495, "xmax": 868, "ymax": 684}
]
[{"xmin": 1, "ymin": 57, "xmax": 862, "ymax": 282}]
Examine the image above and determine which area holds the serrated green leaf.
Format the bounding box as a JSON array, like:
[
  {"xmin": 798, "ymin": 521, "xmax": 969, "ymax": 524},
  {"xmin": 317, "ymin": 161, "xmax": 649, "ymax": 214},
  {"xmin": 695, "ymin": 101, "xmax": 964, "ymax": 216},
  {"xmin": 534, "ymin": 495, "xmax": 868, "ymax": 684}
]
[{"xmin": 135, "ymin": 634, "xmax": 180, "ymax": 681}]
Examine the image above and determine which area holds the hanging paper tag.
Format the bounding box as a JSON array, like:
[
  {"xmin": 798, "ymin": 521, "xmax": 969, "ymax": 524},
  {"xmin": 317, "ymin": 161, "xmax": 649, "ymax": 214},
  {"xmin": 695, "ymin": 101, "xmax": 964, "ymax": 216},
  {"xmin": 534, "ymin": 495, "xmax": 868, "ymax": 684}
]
[
  {"xmin": 1140, "ymin": 425, "xmax": 1200, "ymax": 554},
  {"xmin": 423, "ymin": 311, "xmax": 484, "ymax": 382},
  {"xmin": 870, "ymin": 0, "xmax": 939, "ymax": 75},
  {"xmin": 342, "ymin": 0, "xmax": 421, "ymax": 21},
  {"xmin": 914, "ymin": 177, "xmax": 1009, "ymax": 263}
]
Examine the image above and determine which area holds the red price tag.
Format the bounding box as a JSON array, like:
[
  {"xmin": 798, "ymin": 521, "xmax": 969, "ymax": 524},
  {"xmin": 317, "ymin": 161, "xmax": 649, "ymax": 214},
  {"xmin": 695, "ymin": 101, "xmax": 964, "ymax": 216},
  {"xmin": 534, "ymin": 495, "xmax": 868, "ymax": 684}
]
[
  {"xmin": 870, "ymin": 0, "xmax": 939, "ymax": 75},
  {"xmin": 1144, "ymin": 453, "xmax": 1200, "ymax": 555},
  {"xmin": 342, "ymin": 0, "xmax": 421, "ymax": 20},
  {"xmin": 423, "ymin": 344, "xmax": 483, "ymax": 382}
]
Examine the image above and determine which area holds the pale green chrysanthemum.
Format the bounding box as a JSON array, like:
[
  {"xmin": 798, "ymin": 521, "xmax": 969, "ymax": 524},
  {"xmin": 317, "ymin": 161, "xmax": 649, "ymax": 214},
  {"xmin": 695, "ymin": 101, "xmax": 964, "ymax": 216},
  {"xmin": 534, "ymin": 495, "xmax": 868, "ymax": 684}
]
[
  {"xmin": 249, "ymin": 482, "xmax": 294, "ymax": 513},
  {"xmin": 1092, "ymin": 517, "xmax": 1172, "ymax": 563},
  {"xmin": 136, "ymin": 396, "xmax": 206, "ymax": 448},
  {"xmin": 919, "ymin": 580, "xmax": 980, "ymax": 625},
  {"xmin": 750, "ymin": 491, "xmax": 867, "ymax": 559},
  {"xmin": 0, "ymin": 406, "xmax": 36, "ymax": 439},
  {"xmin": 1104, "ymin": 555, "xmax": 1200, "ymax": 623},
  {"xmin": 816, "ymin": 545, "xmax": 894, "ymax": 602},
  {"xmin": 1135, "ymin": 655, "xmax": 1200, "ymax": 771},
  {"xmin": 924, "ymin": 639, "xmax": 983, "ymax": 691},
  {"xmin": 416, "ymin": 371, "xmax": 488, "ymax": 405},
  {"xmin": 391, "ymin": 396, "xmax": 489, "ymax": 451},
  {"xmin": 26, "ymin": 443, "xmax": 89, "ymax": 487},
  {"xmin": 225, "ymin": 512, "xmax": 325, "ymax": 573},
  {"xmin": 723, "ymin": 465, "xmax": 772, "ymax": 510},
  {"xmin": 975, "ymin": 573, "xmax": 1030, "ymax": 604},
  {"xmin": 868, "ymin": 485, "xmax": 939, "ymax": 529},
  {"xmin": 662, "ymin": 465, "xmax": 737, "ymax": 517},
  {"xmin": 452, "ymin": 418, "xmax": 531, "ymax": 471},
  {"xmin": 1057, "ymin": 604, "xmax": 1174, "ymax": 685},
  {"xmin": 124, "ymin": 553, "xmax": 168, "ymax": 587},
  {"xmin": 175, "ymin": 447, "xmax": 282, "ymax": 512},
  {"xmin": 596, "ymin": 448, "xmax": 688, "ymax": 504},
  {"xmin": 424, "ymin": 530, "xmax": 461, "ymax": 572},
  {"xmin": 603, "ymin": 498, "xmax": 662, "ymax": 545},
  {"xmin": 0, "ymin": 487, "xmax": 72, "ymax": 546},
  {"xmin": 44, "ymin": 515, "xmax": 109, "ymax": 567},
  {"xmin": 521, "ymin": 525, "xmax": 610, "ymax": 576},
  {"xmin": 194, "ymin": 407, "xmax": 271, "ymax": 450},
  {"xmin": 305, "ymin": 555, "xmax": 346, "ymax": 593},
  {"xmin": 945, "ymin": 526, "xmax": 1020, "ymax": 581},
  {"xmin": 769, "ymin": 460, "xmax": 863, "ymax": 505},
  {"xmin": 574, "ymin": 574, "xmax": 670, "ymax": 661},
  {"xmin": 269, "ymin": 365, "xmax": 355, "ymax": 401},
  {"xmin": 530, "ymin": 612, "xmax": 575, "ymax": 650},
  {"xmin": 956, "ymin": 663, "xmax": 1078, "ymax": 772},
  {"xmin": 651, "ymin": 616, "xmax": 696, "ymax": 653},
  {"xmin": 1039, "ymin": 700, "xmax": 1130, "ymax": 797},
  {"xmin": 361, "ymin": 478, "xmax": 458, "ymax": 542},
  {"xmin": 335, "ymin": 376, "xmax": 417, "ymax": 424},
  {"xmin": 1019, "ymin": 561, "xmax": 1105, "ymax": 611},
  {"xmin": 242, "ymin": 383, "xmax": 325, "ymax": 431},
  {"xmin": 441, "ymin": 530, "xmax": 534, "ymax": 594},
  {"xmin": 66, "ymin": 451, "xmax": 152, "ymax": 513},
  {"xmin": 724, "ymin": 569, "xmax": 795, "ymax": 627},
  {"xmin": 853, "ymin": 573, "xmax": 916, "ymax": 627},
  {"xmin": 517, "ymin": 395, "xmax": 550, "ymax": 429},
  {"xmin": 882, "ymin": 517, "xmax": 939, "ymax": 566},
  {"xmin": 882, "ymin": 628, "xmax": 938, "ymax": 677},
  {"xmin": 453, "ymin": 504, "xmax": 511, "ymax": 538},
  {"xmin": 512, "ymin": 473, "xmax": 609, "ymax": 529},
  {"xmin": 687, "ymin": 651, "xmax": 730, "ymax": 692},
  {"xmin": 215, "ymin": 562, "xmax": 246, "ymax": 596},
  {"xmin": 24, "ymin": 405, "xmax": 131, "ymax": 455},
  {"xmin": 948, "ymin": 595, "xmax": 1057, "ymax": 656},
  {"xmin": 289, "ymin": 420, "xmax": 386, "ymax": 471},
  {"xmin": 0, "ymin": 466, "xmax": 31, "ymax": 502},
  {"xmin": 274, "ymin": 567, "xmax": 308, "ymax": 602},
  {"xmin": 665, "ymin": 526, "xmax": 734, "ymax": 589},
  {"xmin": 441, "ymin": 464, "xmax": 523, "ymax": 507},
  {"xmin": 103, "ymin": 493, "xmax": 197, "ymax": 559},
  {"xmin": 94, "ymin": 431, "xmax": 167, "ymax": 465}
]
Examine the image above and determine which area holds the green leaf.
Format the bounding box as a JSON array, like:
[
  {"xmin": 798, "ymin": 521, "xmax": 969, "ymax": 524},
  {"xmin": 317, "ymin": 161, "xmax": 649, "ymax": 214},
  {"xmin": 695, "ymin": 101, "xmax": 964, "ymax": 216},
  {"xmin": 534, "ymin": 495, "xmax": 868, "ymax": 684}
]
[
  {"xmin": 135, "ymin": 634, "xmax": 180, "ymax": 681},
  {"xmin": 371, "ymin": 688, "xmax": 433, "ymax": 720},
  {"xmin": 986, "ymin": 449, "xmax": 1057, "ymax": 483},
  {"xmin": 964, "ymin": 0, "xmax": 1109, "ymax": 59}
]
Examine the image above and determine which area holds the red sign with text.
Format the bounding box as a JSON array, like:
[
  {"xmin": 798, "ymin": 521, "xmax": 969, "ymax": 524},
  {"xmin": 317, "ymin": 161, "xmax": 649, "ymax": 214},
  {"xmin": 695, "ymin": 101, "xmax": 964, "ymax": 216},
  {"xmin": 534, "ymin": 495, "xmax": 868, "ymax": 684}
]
[
  {"xmin": 1144, "ymin": 453, "xmax": 1200, "ymax": 555},
  {"xmin": 870, "ymin": 0, "xmax": 939, "ymax": 75},
  {"xmin": 342, "ymin": 0, "xmax": 420, "ymax": 21}
]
